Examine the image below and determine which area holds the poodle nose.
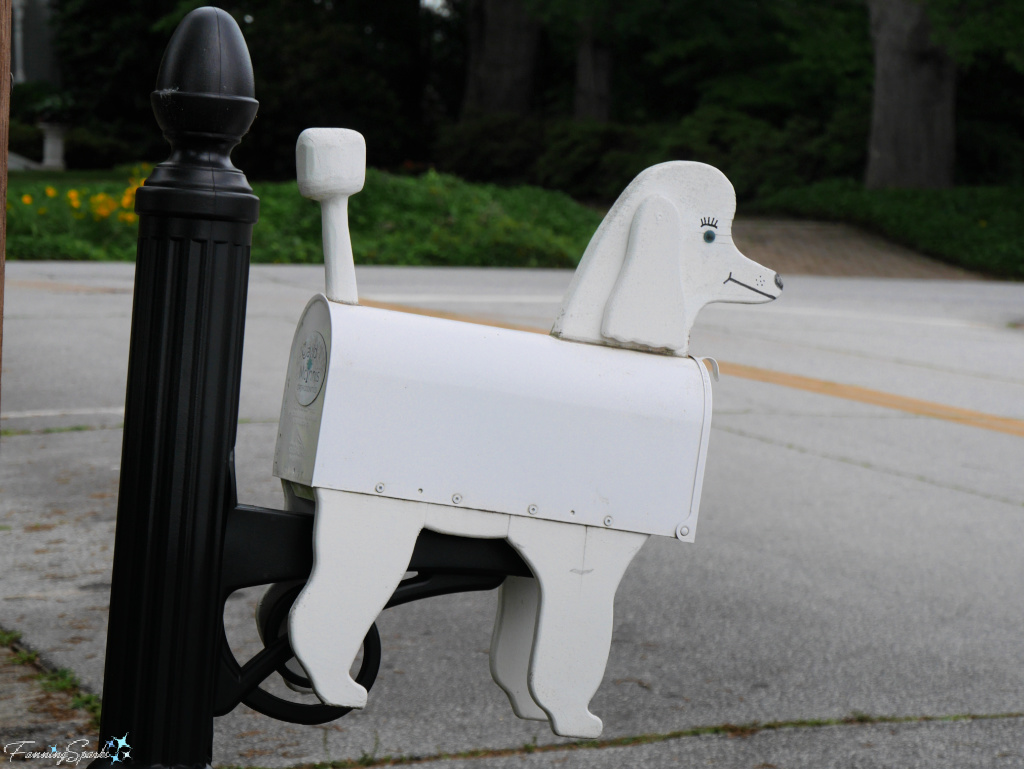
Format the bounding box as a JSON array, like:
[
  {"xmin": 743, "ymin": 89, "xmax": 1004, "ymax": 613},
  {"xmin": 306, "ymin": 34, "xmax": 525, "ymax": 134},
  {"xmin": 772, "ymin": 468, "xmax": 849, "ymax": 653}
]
[{"xmin": 774, "ymin": 273, "xmax": 784, "ymax": 290}]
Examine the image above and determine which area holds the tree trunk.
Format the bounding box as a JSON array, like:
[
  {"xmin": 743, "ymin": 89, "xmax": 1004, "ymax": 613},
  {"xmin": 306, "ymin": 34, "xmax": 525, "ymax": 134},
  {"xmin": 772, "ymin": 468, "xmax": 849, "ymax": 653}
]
[
  {"xmin": 462, "ymin": 0, "xmax": 540, "ymax": 117},
  {"xmin": 574, "ymin": 19, "xmax": 610, "ymax": 122},
  {"xmin": 0, "ymin": 0, "xmax": 11, "ymax": 414},
  {"xmin": 865, "ymin": 0, "xmax": 956, "ymax": 189}
]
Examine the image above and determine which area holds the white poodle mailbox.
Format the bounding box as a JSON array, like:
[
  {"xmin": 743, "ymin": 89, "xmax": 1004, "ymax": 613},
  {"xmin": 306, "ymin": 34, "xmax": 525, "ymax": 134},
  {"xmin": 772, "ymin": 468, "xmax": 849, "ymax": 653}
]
[{"xmin": 273, "ymin": 128, "xmax": 782, "ymax": 739}]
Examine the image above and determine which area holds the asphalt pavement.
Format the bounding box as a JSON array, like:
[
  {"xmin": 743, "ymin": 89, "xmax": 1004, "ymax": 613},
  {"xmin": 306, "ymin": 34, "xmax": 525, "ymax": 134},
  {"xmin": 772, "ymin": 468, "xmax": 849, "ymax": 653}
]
[{"xmin": 1, "ymin": 255, "xmax": 1022, "ymax": 768}]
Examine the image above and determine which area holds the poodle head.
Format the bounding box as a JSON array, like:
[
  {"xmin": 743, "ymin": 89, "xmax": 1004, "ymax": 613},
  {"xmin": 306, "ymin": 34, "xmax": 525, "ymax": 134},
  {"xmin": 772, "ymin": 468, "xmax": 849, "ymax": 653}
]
[{"xmin": 553, "ymin": 161, "xmax": 781, "ymax": 355}]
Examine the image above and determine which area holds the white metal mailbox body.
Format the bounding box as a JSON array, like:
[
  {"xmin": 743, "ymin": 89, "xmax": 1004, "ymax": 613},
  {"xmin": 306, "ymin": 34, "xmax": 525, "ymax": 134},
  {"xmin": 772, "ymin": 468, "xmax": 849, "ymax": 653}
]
[{"xmin": 273, "ymin": 295, "xmax": 713, "ymax": 543}]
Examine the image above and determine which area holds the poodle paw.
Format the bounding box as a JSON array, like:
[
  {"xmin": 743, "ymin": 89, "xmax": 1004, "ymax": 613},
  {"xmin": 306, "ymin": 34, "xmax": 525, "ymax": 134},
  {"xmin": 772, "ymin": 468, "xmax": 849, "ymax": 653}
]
[
  {"xmin": 549, "ymin": 709, "xmax": 603, "ymax": 739},
  {"xmin": 310, "ymin": 673, "xmax": 368, "ymax": 709}
]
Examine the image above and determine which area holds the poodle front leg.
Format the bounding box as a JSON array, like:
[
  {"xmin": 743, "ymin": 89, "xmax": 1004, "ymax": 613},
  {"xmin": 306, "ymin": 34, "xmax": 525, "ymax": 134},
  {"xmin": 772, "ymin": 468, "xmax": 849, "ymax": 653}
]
[
  {"xmin": 289, "ymin": 488, "xmax": 425, "ymax": 708},
  {"xmin": 507, "ymin": 517, "xmax": 648, "ymax": 738}
]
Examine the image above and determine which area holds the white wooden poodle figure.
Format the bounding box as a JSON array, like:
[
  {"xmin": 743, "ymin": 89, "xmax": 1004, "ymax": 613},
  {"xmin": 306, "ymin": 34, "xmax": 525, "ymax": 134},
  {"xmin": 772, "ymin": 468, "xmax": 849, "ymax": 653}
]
[{"xmin": 273, "ymin": 128, "xmax": 782, "ymax": 739}]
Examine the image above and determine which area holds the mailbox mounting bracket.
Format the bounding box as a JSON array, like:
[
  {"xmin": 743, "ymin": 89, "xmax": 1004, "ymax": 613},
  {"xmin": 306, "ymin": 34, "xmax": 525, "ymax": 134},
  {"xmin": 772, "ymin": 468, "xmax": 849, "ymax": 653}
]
[{"xmin": 214, "ymin": 500, "xmax": 531, "ymax": 724}]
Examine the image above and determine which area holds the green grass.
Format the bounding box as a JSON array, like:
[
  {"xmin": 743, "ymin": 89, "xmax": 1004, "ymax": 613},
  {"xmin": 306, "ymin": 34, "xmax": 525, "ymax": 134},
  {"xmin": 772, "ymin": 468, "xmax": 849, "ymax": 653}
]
[
  {"xmin": 38, "ymin": 667, "xmax": 79, "ymax": 692},
  {"xmin": 7, "ymin": 167, "xmax": 602, "ymax": 268},
  {"xmin": 754, "ymin": 180, "xmax": 1024, "ymax": 279},
  {"xmin": 39, "ymin": 668, "xmax": 103, "ymax": 726},
  {"xmin": 0, "ymin": 629, "xmax": 23, "ymax": 645},
  {"xmin": 12, "ymin": 648, "xmax": 39, "ymax": 664},
  {"xmin": 1, "ymin": 424, "xmax": 96, "ymax": 437},
  {"xmin": 0, "ymin": 625, "xmax": 102, "ymax": 728},
  {"xmin": 71, "ymin": 691, "xmax": 104, "ymax": 723}
]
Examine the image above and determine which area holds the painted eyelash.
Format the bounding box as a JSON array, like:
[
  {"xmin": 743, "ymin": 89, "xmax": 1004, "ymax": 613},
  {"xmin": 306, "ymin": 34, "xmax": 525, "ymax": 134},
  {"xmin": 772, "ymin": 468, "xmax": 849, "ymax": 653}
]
[{"xmin": 700, "ymin": 217, "xmax": 718, "ymax": 228}]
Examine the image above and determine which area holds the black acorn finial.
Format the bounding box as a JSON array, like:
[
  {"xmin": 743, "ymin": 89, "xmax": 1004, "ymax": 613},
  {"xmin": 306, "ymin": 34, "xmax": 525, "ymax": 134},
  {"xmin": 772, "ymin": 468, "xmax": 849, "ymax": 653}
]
[
  {"xmin": 155, "ymin": 6, "xmax": 255, "ymax": 99},
  {"xmin": 142, "ymin": 6, "xmax": 259, "ymax": 216}
]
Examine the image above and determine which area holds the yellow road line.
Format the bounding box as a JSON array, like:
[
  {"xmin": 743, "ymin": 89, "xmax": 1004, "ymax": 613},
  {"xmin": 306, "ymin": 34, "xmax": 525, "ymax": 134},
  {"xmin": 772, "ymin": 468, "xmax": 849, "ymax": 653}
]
[
  {"xmin": 360, "ymin": 298, "xmax": 549, "ymax": 334},
  {"xmin": 719, "ymin": 362, "xmax": 1024, "ymax": 438},
  {"xmin": 361, "ymin": 299, "xmax": 1024, "ymax": 439}
]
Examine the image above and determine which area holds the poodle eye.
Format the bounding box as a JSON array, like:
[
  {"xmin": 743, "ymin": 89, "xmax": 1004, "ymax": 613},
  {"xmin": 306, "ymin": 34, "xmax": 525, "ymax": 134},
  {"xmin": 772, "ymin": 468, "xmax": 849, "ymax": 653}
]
[{"xmin": 700, "ymin": 216, "xmax": 718, "ymax": 243}]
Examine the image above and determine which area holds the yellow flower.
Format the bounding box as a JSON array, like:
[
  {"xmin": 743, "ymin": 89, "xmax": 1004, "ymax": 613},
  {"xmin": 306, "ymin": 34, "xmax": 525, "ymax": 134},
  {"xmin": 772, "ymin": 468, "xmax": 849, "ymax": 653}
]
[
  {"xmin": 118, "ymin": 211, "xmax": 138, "ymax": 224},
  {"xmin": 90, "ymin": 192, "xmax": 118, "ymax": 219},
  {"xmin": 67, "ymin": 189, "xmax": 81, "ymax": 209},
  {"xmin": 45, "ymin": 186, "xmax": 58, "ymax": 198},
  {"xmin": 21, "ymin": 194, "xmax": 32, "ymax": 205},
  {"xmin": 37, "ymin": 207, "xmax": 48, "ymax": 215}
]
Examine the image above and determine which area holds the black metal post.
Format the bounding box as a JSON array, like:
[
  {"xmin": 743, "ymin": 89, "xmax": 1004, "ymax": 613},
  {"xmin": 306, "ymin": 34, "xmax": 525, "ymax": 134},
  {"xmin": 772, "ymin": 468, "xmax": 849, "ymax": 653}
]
[{"xmin": 92, "ymin": 8, "xmax": 258, "ymax": 768}]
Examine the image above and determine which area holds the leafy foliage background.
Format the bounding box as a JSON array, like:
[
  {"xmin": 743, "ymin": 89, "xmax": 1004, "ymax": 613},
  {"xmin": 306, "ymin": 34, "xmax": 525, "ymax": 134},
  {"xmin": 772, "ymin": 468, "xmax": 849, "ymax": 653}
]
[{"xmin": 32, "ymin": 0, "xmax": 1024, "ymax": 201}]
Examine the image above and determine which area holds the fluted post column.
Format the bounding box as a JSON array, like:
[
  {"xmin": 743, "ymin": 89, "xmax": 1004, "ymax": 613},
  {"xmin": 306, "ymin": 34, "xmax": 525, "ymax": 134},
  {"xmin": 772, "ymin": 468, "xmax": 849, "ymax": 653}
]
[{"xmin": 92, "ymin": 8, "xmax": 259, "ymax": 768}]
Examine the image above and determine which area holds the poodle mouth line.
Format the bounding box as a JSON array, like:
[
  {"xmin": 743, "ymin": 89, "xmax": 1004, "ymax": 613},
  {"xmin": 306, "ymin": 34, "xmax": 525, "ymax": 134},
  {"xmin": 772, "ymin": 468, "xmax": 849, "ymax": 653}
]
[{"xmin": 723, "ymin": 272, "xmax": 777, "ymax": 300}]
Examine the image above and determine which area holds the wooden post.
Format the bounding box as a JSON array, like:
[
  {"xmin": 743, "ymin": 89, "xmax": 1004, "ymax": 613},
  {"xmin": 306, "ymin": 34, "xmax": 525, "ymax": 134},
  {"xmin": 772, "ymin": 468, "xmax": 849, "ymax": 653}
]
[{"xmin": 0, "ymin": 0, "xmax": 11, "ymax": 414}]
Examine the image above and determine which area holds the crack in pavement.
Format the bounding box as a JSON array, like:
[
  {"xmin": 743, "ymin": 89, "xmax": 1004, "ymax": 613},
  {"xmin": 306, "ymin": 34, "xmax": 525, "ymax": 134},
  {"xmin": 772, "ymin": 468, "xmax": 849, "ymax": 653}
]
[
  {"xmin": 714, "ymin": 424, "xmax": 1024, "ymax": 508},
  {"xmin": 228, "ymin": 712, "xmax": 1024, "ymax": 768}
]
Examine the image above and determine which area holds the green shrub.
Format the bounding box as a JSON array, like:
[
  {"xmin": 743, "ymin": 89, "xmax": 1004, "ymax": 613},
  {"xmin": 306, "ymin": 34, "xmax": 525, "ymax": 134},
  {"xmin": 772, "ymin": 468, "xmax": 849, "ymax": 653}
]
[
  {"xmin": 436, "ymin": 108, "xmax": 870, "ymax": 204},
  {"xmin": 10, "ymin": 121, "xmax": 167, "ymax": 171},
  {"xmin": 5, "ymin": 169, "xmax": 146, "ymax": 261},
  {"xmin": 757, "ymin": 180, "xmax": 1024, "ymax": 279},
  {"xmin": 254, "ymin": 169, "xmax": 601, "ymax": 268},
  {"xmin": 9, "ymin": 121, "xmax": 43, "ymax": 163},
  {"xmin": 8, "ymin": 167, "xmax": 602, "ymax": 268},
  {"xmin": 63, "ymin": 128, "xmax": 137, "ymax": 171},
  {"xmin": 433, "ymin": 114, "xmax": 546, "ymax": 188},
  {"xmin": 11, "ymin": 81, "xmax": 74, "ymax": 124},
  {"xmin": 534, "ymin": 122, "xmax": 660, "ymax": 202}
]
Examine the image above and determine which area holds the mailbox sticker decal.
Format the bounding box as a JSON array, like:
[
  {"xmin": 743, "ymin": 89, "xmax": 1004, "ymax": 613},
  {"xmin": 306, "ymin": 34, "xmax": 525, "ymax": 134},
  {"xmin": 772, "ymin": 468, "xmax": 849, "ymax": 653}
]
[{"xmin": 296, "ymin": 331, "xmax": 327, "ymax": 406}]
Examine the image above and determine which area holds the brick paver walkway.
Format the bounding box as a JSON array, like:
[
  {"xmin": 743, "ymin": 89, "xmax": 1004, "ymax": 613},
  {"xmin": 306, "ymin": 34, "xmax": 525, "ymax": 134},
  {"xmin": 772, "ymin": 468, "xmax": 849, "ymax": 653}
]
[{"xmin": 733, "ymin": 219, "xmax": 980, "ymax": 279}]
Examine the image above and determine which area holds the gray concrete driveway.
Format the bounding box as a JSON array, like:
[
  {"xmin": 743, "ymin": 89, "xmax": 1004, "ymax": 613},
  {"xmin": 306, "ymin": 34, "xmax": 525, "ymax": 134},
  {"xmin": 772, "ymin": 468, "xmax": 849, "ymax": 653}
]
[{"xmin": 2, "ymin": 260, "xmax": 1022, "ymax": 767}]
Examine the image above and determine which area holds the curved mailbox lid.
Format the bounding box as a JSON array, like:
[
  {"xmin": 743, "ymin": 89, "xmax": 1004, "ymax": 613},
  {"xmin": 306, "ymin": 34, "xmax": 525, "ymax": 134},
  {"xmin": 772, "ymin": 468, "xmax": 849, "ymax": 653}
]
[{"xmin": 275, "ymin": 297, "xmax": 713, "ymax": 541}]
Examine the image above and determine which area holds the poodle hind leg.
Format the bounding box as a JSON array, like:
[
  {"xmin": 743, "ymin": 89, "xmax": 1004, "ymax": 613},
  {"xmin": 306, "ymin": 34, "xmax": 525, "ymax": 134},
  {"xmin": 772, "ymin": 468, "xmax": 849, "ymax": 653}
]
[
  {"xmin": 288, "ymin": 489, "xmax": 424, "ymax": 708},
  {"xmin": 507, "ymin": 517, "xmax": 648, "ymax": 738},
  {"xmin": 490, "ymin": 575, "xmax": 547, "ymax": 721}
]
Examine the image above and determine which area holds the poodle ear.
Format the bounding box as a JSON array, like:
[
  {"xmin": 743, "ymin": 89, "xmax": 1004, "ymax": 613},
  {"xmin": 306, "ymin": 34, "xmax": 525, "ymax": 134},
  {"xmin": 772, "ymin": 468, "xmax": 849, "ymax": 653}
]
[{"xmin": 601, "ymin": 194, "xmax": 688, "ymax": 352}]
